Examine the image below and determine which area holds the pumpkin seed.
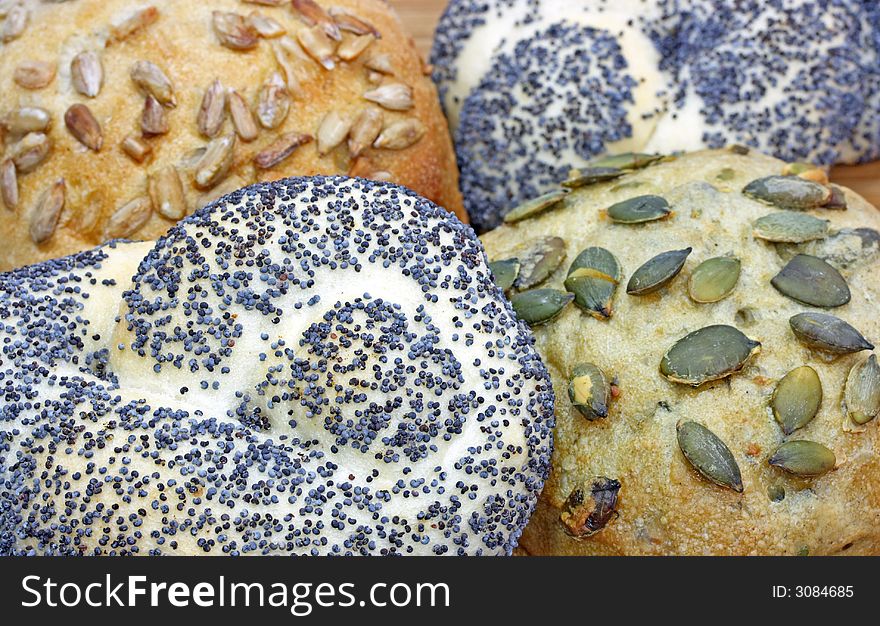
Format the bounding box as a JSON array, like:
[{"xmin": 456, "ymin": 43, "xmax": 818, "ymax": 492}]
[
  {"xmin": 1, "ymin": 159, "xmax": 19, "ymax": 211},
  {"xmin": 561, "ymin": 166, "xmax": 623, "ymax": 189},
  {"xmin": 564, "ymin": 247, "xmax": 620, "ymax": 320},
  {"xmin": 560, "ymin": 478, "xmax": 620, "ymax": 538},
  {"xmin": 607, "ymin": 194, "xmax": 671, "ymax": 224},
  {"xmin": 789, "ymin": 312, "xmax": 873, "ymax": 355},
  {"xmin": 71, "ymin": 51, "xmax": 104, "ymax": 97},
  {"xmin": 768, "ymin": 483, "xmax": 786, "ymax": 502},
  {"xmin": 29, "ymin": 179, "xmax": 65, "ymax": 244},
  {"xmin": 568, "ymin": 363, "xmax": 611, "ymax": 420},
  {"xmin": 131, "ymin": 60, "xmax": 176, "ymax": 107},
  {"xmin": 753, "ymin": 212, "xmax": 829, "ymax": 243},
  {"xmin": 729, "ymin": 144, "xmax": 750, "ymax": 155},
  {"xmin": 845, "ymin": 354, "xmax": 880, "ymax": 425},
  {"xmin": 197, "ymin": 79, "xmax": 227, "ymax": 138},
  {"xmin": 64, "ymin": 104, "xmax": 102, "ymax": 151},
  {"xmin": 688, "ymin": 256, "xmax": 740, "ymax": 303},
  {"xmin": 676, "ymin": 421, "xmax": 743, "ymax": 492},
  {"xmin": 824, "ymin": 186, "xmax": 847, "ymax": 210},
  {"xmin": 716, "ymin": 167, "xmax": 737, "ymax": 182},
  {"xmin": 503, "ymin": 189, "xmax": 568, "ymax": 224},
  {"xmin": 488, "ymin": 258, "xmax": 519, "ymax": 292},
  {"xmin": 769, "ymin": 441, "xmax": 835, "ymax": 477},
  {"xmin": 742, "ymin": 175, "xmax": 831, "ymax": 210},
  {"xmin": 510, "ymin": 289, "xmax": 573, "ymax": 326},
  {"xmin": 609, "ymin": 181, "xmax": 644, "ymax": 193},
  {"xmin": 771, "ymin": 254, "xmax": 850, "ymax": 308},
  {"xmin": 660, "ymin": 325, "xmax": 761, "ymax": 386},
  {"xmin": 798, "ymin": 227, "xmax": 879, "ymax": 270},
  {"xmin": 772, "ymin": 366, "xmax": 822, "ymax": 435},
  {"xmin": 512, "ymin": 236, "xmax": 566, "ymax": 289},
  {"xmin": 627, "ymin": 248, "xmax": 691, "ymax": 296},
  {"xmin": 590, "ymin": 152, "xmax": 661, "ymax": 170}
]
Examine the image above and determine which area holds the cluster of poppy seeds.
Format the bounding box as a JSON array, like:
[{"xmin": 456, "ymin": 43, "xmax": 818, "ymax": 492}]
[
  {"xmin": 431, "ymin": 0, "xmax": 880, "ymax": 232},
  {"xmin": 0, "ymin": 177, "xmax": 555, "ymax": 555}
]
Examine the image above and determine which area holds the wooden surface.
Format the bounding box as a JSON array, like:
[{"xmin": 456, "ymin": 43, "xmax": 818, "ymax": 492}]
[{"xmin": 391, "ymin": 0, "xmax": 880, "ymax": 207}]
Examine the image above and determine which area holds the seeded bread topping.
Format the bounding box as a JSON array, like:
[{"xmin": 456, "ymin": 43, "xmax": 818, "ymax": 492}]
[
  {"xmin": 431, "ymin": 0, "xmax": 880, "ymax": 232},
  {"xmin": 0, "ymin": 0, "xmax": 464, "ymax": 270},
  {"xmin": 0, "ymin": 177, "xmax": 554, "ymax": 555},
  {"xmin": 481, "ymin": 149, "xmax": 880, "ymax": 555}
]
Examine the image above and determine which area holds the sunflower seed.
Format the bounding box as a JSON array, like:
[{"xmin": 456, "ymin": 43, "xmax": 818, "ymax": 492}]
[
  {"xmin": 297, "ymin": 25, "xmax": 337, "ymax": 69},
  {"xmin": 676, "ymin": 421, "xmax": 743, "ymax": 492},
  {"xmin": 688, "ymin": 256, "xmax": 741, "ymax": 303},
  {"xmin": 227, "ymin": 90, "xmax": 259, "ymax": 142},
  {"xmin": 10, "ymin": 132, "xmax": 51, "ymax": 173},
  {"xmin": 512, "ymin": 236, "xmax": 566, "ymax": 289},
  {"xmin": 212, "ymin": 11, "xmax": 259, "ymax": 50},
  {"xmin": 753, "ymin": 212, "xmax": 829, "ymax": 243},
  {"xmin": 1, "ymin": 107, "xmax": 50, "ymax": 136},
  {"xmin": 845, "ymin": 354, "xmax": 880, "ymax": 425},
  {"xmin": 292, "ymin": 0, "xmax": 341, "ymax": 40},
  {"xmin": 607, "ymin": 194, "xmax": 671, "ymax": 224},
  {"xmin": 569, "ymin": 362, "xmax": 611, "ymax": 420},
  {"xmin": 348, "ymin": 108, "xmax": 383, "ymax": 157},
  {"xmin": 561, "ymin": 166, "xmax": 623, "ymax": 189},
  {"xmin": 769, "ymin": 441, "xmax": 835, "ymax": 477},
  {"xmin": 316, "ymin": 110, "xmax": 351, "ymax": 155},
  {"xmin": 148, "ymin": 166, "xmax": 187, "ymax": 220},
  {"xmin": 1, "ymin": 3, "xmax": 27, "ymax": 42},
  {"xmin": 564, "ymin": 247, "xmax": 620, "ymax": 320},
  {"xmin": 64, "ymin": 104, "xmax": 102, "ymax": 151},
  {"xmin": 140, "ymin": 95, "xmax": 168, "ymax": 136},
  {"xmin": 246, "ymin": 11, "xmax": 285, "ymax": 38},
  {"xmin": 328, "ymin": 6, "xmax": 381, "ymax": 38},
  {"xmin": 337, "ymin": 33, "xmax": 374, "ymax": 61},
  {"xmin": 253, "ymin": 131, "xmax": 312, "ymax": 169},
  {"xmin": 194, "ymin": 134, "xmax": 236, "ymax": 190},
  {"xmin": 13, "ymin": 60, "xmax": 56, "ymax": 89},
  {"xmin": 271, "ymin": 39, "xmax": 301, "ymax": 92},
  {"xmin": 365, "ymin": 52, "xmax": 393, "ymax": 75},
  {"xmin": 627, "ymin": 247, "xmax": 691, "ymax": 296},
  {"xmin": 661, "ymin": 325, "xmax": 761, "ymax": 386},
  {"xmin": 742, "ymin": 175, "xmax": 831, "ymax": 210},
  {"xmin": 71, "ymin": 51, "xmax": 104, "ymax": 97},
  {"xmin": 510, "ymin": 289, "xmax": 573, "ymax": 325},
  {"xmin": 256, "ymin": 72, "xmax": 290, "ymax": 129},
  {"xmin": 1, "ymin": 159, "xmax": 18, "ymax": 210},
  {"xmin": 109, "ymin": 6, "xmax": 159, "ymax": 42},
  {"xmin": 560, "ymin": 478, "xmax": 620, "ymax": 538},
  {"xmin": 242, "ymin": 0, "xmax": 285, "ymax": 5},
  {"xmin": 488, "ymin": 258, "xmax": 519, "ymax": 292},
  {"xmin": 197, "ymin": 79, "xmax": 227, "ymax": 138},
  {"xmin": 104, "ymin": 196, "xmax": 152, "ymax": 240},
  {"xmin": 120, "ymin": 134, "xmax": 152, "ymax": 163},
  {"xmin": 789, "ymin": 312, "xmax": 873, "ymax": 355},
  {"xmin": 363, "ymin": 83, "xmax": 414, "ymax": 111},
  {"xmin": 771, "ymin": 254, "xmax": 850, "ymax": 308},
  {"xmin": 590, "ymin": 152, "xmax": 661, "ymax": 170},
  {"xmin": 503, "ymin": 189, "xmax": 568, "ymax": 224},
  {"xmin": 131, "ymin": 61, "xmax": 175, "ymax": 107},
  {"xmin": 772, "ymin": 366, "xmax": 822, "ymax": 435},
  {"xmin": 29, "ymin": 179, "xmax": 65, "ymax": 244},
  {"xmin": 373, "ymin": 118, "xmax": 425, "ymax": 150}
]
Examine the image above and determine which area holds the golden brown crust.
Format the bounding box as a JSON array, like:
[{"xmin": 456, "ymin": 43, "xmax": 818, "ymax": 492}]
[{"xmin": 0, "ymin": 0, "xmax": 463, "ymax": 270}]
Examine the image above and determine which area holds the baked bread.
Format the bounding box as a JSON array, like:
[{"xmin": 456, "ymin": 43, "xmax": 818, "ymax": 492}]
[
  {"xmin": 0, "ymin": 175, "xmax": 554, "ymax": 555},
  {"xmin": 431, "ymin": 0, "xmax": 880, "ymax": 232},
  {"xmin": 0, "ymin": 0, "xmax": 464, "ymax": 271},
  {"xmin": 481, "ymin": 148, "xmax": 880, "ymax": 555}
]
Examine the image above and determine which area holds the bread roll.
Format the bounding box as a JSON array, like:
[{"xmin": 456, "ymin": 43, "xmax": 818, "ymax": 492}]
[{"xmin": 0, "ymin": 0, "xmax": 464, "ymax": 270}]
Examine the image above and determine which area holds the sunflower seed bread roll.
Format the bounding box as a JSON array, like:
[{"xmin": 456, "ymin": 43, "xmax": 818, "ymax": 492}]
[
  {"xmin": 481, "ymin": 148, "xmax": 880, "ymax": 555},
  {"xmin": 0, "ymin": 176, "xmax": 554, "ymax": 555},
  {"xmin": 0, "ymin": 0, "xmax": 464, "ymax": 270}
]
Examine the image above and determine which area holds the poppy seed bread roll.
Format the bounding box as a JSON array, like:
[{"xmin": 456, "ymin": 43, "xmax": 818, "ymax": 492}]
[
  {"xmin": 480, "ymin": 148, "xmax": 880, "ymax": 555},
  {"xmin": 0, "ymin": 0, "xmax": 463, "ymax": 271},
  {"xmin": 0, "ymin": 176, "xmax": 554, "ymax": 555}
]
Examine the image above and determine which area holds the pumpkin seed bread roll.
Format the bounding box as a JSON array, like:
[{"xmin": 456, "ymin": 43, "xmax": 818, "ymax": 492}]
[
  {"xmin": 481, "ymin": 148, "xmax": 880, "ymax": 555},
  {"xmin": 431, "ymin": 0, "xmax": 880, "ymax": 232},
  {"xmin": 0, "ymin": 0, "xmax": 464, "ymax": 271},
  {"xmin": 0, "ymin": 176, "xmax": 554, "ymax": 555}
]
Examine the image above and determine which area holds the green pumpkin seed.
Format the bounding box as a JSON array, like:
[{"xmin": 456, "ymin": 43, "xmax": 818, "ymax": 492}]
[
  {"xmin": 753, "ymin": 212, "xmax": 829, "ymax": 243},
  {"xmin": 687, "ymin": 256, "xmax": 741, "ymax": 303},
  {"xmin": 488, "ymin": 258, "xmax": 520, "ymax": 292},
  {"xmin": 503, "ymin": 189, "xmax": 568, "ymax": 224},
  {"xmin": 772, "ymin": 366, "xmax": 822, "ymax": 435},
  {"xmin": 609, "ymin": 180, "xmax": 644, "ymax": 193},
  {"xmin": 729, "ymin": 144, "xmax": 751, "ymax": 155},
  {"xmin": 510, "ymin": 288, "xmax": 573, "ymax": 325},
  {"xmin": 676, "ymin": 421, "xmax": 743, "ymax": 492},
  {"xmin": 768, "ymin": 483, "xmax": 786, "ymax": 502},
  {"xmin": 512, "ymin": 236, "xmax": 566, "ymax": 289},
  {"xmin": 845, "ymin": 354, "xmax": 880, "ymax": 425},
  {"xmin": 590, "ymin": 152, "xmax": 661, "ymax": 170},
  {"xmin": 790, "ymin": 312, "xmax": 874, "ymax": 355},
  {"xmin": 769, "ymin": 440, "xmax": 836, "ymax": 477},
  {"xmin": 560, "ymin": 477, "xmax": 620, "ymax": 539},
  {"xmin": 564, "ymin": 247, "xmax": 620, "ymax": 320},
  {"xmin": 742, "ymin": 175, "xmax": 832, "ymax": 210},
  {"xmin": 562, "ymin": 166, "xmax": 623, "ymax": 189},
  {"xmin": 660, "ymin": 324, "xmax": 761, "ymax": 386},
  {"xmin": 568, "ymin": 363, "xmax": 611, "ymax": 420},
  {"xmin": 716, "ymin": 167, "xmax": 737, "ymax": 182},
  {"xmin": 607, "ymin": 194, "xmax": 671, "ymax": 224},
  {"xmin": 771, "ymin": 254, "xmax": 850, "ymax": 308},
  {"xmin": 627, "ymin": 247, "xmax": 691, "ymax": 296}
]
